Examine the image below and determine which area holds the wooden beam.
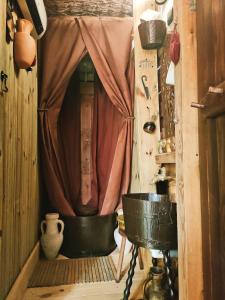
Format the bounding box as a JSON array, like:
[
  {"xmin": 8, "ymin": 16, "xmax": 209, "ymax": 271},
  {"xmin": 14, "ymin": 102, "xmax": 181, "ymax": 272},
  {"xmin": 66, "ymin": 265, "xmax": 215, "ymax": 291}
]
[
  {"xmin": 174, "ymin": 1, "xmax": 203, "ymax": 299},
  {"xmin": 131, "ymin": 0, "xmax": 160, "ymax": 193},
  {"xmin": 197, "ymin": 1, "xmax": 225, "ymax": 298},
  {"xmin": 44, "ymin": 0, "xmax": 133, "ymax": 17},
  {"xmin": 6, "ymin": 242, "xmax": 40, "ymax": 300},
  {"xmin": 0, "ymin": 1, "xmax": 6, "ymax": 297}
]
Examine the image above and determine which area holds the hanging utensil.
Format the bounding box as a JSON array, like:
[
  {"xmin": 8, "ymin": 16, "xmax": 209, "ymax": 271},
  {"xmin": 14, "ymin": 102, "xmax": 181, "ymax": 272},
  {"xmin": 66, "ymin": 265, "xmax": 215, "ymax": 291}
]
[
  {"xmin": 143, "ymin": 114, "xmax": 157, "ymax": 134},
  {"xmin": 167, "ymin": 8, "xmax": 174, "ymax": 26},
  {"xmin": 143, "ymin": 121, "xmax": 156, "ymax": 134},
  {"xmin": 155, "ymin": 0, "xmax": 167, "ymax": 5},
  {"xmin": 1, "ymin": 71, "xmax": 8, "ymax": 93},
  {"xmin": 141, "ymin": 75, "xmax": 150, "ymax": 100}
]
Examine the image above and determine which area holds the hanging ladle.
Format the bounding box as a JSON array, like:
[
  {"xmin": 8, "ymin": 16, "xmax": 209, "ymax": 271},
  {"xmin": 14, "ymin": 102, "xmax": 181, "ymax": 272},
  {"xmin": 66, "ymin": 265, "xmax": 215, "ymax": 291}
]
[
  {"xmin": 143, "ymin": 113, "xmax": 157, "ymax": 134},
  {"xmin": 143, "ymin": 121, "xmax": 156, "ymax": 134}
]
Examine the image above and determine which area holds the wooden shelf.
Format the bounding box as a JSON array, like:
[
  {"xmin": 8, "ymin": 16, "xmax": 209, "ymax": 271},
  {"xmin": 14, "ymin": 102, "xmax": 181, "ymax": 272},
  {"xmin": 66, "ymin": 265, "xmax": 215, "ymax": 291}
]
[{"xmin": 155, "ymin": 152, "xmax": 176, "ymax": 164}]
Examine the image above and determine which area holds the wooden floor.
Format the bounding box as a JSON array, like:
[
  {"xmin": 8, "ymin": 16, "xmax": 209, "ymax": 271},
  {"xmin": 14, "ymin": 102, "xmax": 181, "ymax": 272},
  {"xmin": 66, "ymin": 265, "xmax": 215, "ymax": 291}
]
[{"xmin": 23, "ymin": 249, "xmax": 149, "ymax": 300}]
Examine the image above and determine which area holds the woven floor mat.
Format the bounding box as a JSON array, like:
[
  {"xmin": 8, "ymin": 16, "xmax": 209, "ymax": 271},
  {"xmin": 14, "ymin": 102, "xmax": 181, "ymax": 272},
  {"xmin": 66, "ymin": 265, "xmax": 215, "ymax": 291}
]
[{"xmin": 28, "ymin": 256, "xmax": 116, "ymax": 287}]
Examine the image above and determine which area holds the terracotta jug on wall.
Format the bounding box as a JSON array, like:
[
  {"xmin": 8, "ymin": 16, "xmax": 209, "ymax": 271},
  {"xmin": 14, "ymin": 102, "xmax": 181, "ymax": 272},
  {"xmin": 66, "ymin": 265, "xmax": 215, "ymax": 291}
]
[
  {"xmin": 41, "ymin": 213, "xmax": 64, "ymax": 260},
  {"xmin": 13, "ymin": 19, "xmax": 36, "ymax": 69}
]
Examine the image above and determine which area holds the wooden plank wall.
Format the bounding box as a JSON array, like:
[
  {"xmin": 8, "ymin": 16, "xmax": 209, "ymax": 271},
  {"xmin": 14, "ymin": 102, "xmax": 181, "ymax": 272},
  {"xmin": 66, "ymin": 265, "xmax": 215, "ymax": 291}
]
[
  {"xmin": 44, "ymin": 0, "xmax": 133, "ymax": 17},
  {"xmin": 196, "ymin": 1, "xmax": 225, "ymax": 298},
  {"xmin": 131, "ymin": 0, "xmax": 160, "ymax": 194},
  {"xmin": 0, "ymin": 1, "xmax": 6, "ymax": 294},
  {"xmin": 174, "ymin": 1, "xmax": 204, "ymax": 299},
  {"xmin": 0, "ymin": 2, "xmax": 40, "ymax": 298}
]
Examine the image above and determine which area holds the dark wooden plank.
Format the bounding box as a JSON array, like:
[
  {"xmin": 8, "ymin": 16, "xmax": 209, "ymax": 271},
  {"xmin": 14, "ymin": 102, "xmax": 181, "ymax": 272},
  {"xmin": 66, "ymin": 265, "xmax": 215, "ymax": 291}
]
[
  {"xmin": 216, "ymin": 116, "xmax": 225, "ymax": 298},
  {"xmin": 197, "ymin": 0, "xmax": 225, "ymax": 299},
  {"xmin": 158, "ymin": 35, "xmax": 175, "ymax": 139}
]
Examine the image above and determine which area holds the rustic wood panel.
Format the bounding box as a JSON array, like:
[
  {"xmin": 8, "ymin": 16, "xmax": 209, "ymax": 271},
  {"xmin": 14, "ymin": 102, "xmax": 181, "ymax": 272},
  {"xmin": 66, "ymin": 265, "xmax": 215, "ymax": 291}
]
[
  {"xmin": 0, "ymin": 2, "xmax": 40, "ymax": 298},
  {"xmin": 130, "ymin": 0, "xmax": 160, "ymax": 194},
  {"xmin": 0, "ymin": 0, "xmax": 6, "ymax": 297},
  {"xmin": 44, "ymin": 0, "xmax": 133, "ymax": 17},
  {"xmin": 196, "ymin": 1, "xmax": 225, "ymax": 299},
  {"xmin": 197, "ymin": 3, "xmax": 225, "ymax": 296},
  {"xmin": 174, "ymin": 0, "xmax": 203, "ymax": 299},
  {"xmin": 216, "ymin": 116, "xmax": 225, "ymax": 299},
  {"xmin": 158, "ymin": 35, "xmax": 175, "ymax": 139},
  {"xmin": 80, "ymin": 83, "xmax": 94, "ymax": 204}
]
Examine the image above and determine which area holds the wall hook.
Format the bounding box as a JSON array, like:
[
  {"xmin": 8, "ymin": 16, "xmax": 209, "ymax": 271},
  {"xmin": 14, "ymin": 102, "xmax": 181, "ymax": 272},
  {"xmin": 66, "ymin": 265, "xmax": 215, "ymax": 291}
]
[
  {"xmin": 191, "ymin": 102, "xmax": 205, "ymax": 109},
  {"xmin": 1, "ymin": 71, "xmax": 8, "ymax": 93},
  {"xmin": 141, "ymin": 75, "xmax": 150, "ymax": 100},
  {"xmin": 208, "ymin": 86, "xmax": 224, "ymax": 94}
]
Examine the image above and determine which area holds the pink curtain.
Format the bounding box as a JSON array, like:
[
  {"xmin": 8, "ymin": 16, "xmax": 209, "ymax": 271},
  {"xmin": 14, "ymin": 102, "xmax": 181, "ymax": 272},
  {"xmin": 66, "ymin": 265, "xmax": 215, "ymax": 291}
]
[
  {"xmin": 39, "ymin": 17, "xmax": 87, "ymax": 216},
  {"xmin": 92, "ymin": 80, "xmax": 124, "ymax": 214},
  {"xmin": 39, "ymin": 16, "xmax": 134, "ymax": 216},
  {"xmin": 77, "ymin": 17, "xmax": 134, "ymax": 214}
]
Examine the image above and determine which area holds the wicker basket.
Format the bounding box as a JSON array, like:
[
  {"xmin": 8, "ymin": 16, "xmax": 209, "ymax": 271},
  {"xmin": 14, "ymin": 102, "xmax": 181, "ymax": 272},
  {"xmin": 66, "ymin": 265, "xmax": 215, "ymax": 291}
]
[
  {"xmin": 122, "ymin": 193, "xmax": 177, "ymax": 250},
  {"xmin": 138, "ymin": 20, "xmax": 167, "ymax": 50}
]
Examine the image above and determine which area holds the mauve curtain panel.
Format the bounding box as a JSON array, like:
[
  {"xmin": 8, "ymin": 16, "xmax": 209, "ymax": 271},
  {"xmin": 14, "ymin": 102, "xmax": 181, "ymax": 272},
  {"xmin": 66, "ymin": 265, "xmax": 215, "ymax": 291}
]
[
  {"xmin": 39, "ymin": 17, "xmax": 87, "ymax": 216},
  {"xmin": 39, "ymin": 16, "xmax": 134, "ymax": 216},
  {"xmin": 77, "ymin": 17, "xmax": 134, "ymax": 214}
]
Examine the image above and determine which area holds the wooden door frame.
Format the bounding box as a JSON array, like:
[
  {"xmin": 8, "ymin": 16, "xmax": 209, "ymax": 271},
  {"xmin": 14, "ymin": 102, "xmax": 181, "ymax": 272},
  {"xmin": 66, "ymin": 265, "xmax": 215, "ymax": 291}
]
[
  {"xmin": 0, "ymin": 0, "xmax": 6, "ymax": 296},
  {"xmin": 174, "ymin": 1, "xmax": 204, "ymax": 299},
  {"xmin": 199, "ymin": 83, "xmax": 225, "ymax": 299}
]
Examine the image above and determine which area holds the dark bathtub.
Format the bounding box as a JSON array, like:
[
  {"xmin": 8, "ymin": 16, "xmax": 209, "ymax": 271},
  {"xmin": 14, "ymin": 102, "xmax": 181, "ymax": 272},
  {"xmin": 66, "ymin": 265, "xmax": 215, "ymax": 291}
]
[{"xmin": 60, "ymin": 213, "xmax": 117, "ymax": 258}]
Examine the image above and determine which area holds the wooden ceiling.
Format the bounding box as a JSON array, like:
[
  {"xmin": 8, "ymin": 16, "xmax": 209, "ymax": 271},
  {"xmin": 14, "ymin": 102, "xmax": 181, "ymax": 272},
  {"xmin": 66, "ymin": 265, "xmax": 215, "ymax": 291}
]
[{"xmin": 44, "ymin": 0, "xmax": 133, "ymax": 17}]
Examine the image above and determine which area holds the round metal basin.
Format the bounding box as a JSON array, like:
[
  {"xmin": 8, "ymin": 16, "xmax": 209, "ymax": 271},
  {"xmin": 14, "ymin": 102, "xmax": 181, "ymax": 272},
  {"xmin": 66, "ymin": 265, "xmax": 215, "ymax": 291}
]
[{"xmin": 122, "ymin": 193, "xmax": 177, "ymax": 250}]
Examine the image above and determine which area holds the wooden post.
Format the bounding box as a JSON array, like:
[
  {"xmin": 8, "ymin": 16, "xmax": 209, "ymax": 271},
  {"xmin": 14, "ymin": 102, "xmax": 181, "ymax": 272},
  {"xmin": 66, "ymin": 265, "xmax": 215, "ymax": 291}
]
[
  {"xmin": 174, "ymin": 1, "xmax": 203, "ymax": 299},
  {"xmin": 0, "ymin": 1, "xmax": 6, "ymax": 297},
  {"xmin": 131, "ymin": 0, "xmax": 160, "ymax": 194}
]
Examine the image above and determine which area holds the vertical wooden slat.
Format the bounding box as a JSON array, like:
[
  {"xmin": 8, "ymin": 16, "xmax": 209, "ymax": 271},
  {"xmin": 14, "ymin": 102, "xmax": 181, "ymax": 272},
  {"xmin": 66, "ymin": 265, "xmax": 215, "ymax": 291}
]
[
  {"xmin": 174, "ymin": 0, "xmax": 204, "ymax": 299},
  {"xmin": 216, "ymin": 116, "xmax": 225, "ymax": 298},
  {"xmin": 0, "ymin": 2, "xmax": 6, "ymax": 296},
  {"xmin": 80, "ymin": 84, "xmax": 94, "ymax": 204},
  {"xmin": 0, "ymin": 2, "xmax": 39, "ymax": 297},
  {"xmin": 131, "ymin": 0, "xmax": 160, "ymax": 193},
  {"xmin": 197, "ymin": 1, "xmax": 225, "ymax": 298}
]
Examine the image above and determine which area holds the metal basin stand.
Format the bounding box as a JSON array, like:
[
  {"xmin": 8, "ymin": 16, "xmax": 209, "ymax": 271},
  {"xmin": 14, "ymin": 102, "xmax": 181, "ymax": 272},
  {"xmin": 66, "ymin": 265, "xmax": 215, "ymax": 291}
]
[{"xmin": 122, "ymin": 193, "xmax": 177, "ymax": 300}]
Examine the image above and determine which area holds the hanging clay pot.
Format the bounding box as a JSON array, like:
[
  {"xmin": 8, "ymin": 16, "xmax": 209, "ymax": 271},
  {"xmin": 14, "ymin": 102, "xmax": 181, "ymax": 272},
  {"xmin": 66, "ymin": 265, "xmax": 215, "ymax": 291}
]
[
  {"xmin": 41, "ymin": 213, "xmax": 64, "ymax": 260},
  {"xmin": 13, "ymin": 19, "xmax": 36, "ymax": 69}
]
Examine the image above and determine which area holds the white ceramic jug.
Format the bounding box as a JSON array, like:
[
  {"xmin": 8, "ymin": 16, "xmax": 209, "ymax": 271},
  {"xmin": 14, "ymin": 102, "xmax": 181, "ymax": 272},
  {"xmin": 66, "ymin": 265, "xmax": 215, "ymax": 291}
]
[{"xmin": 40, "ymin": 213, "xmax": 64, "ymax": 260}]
